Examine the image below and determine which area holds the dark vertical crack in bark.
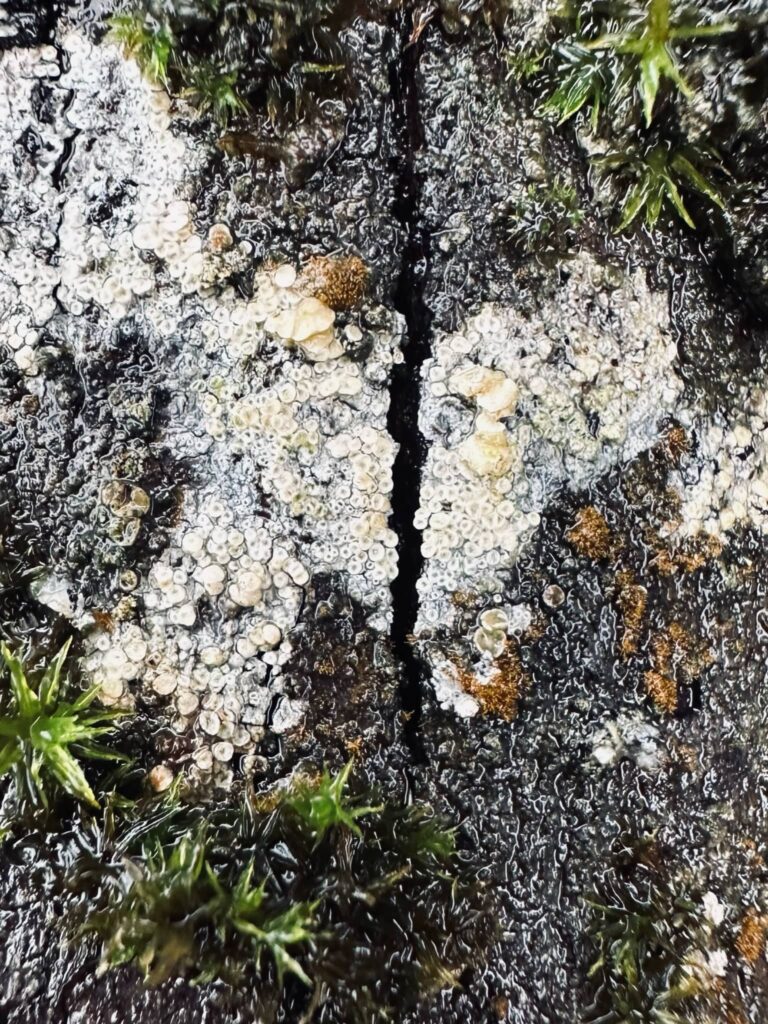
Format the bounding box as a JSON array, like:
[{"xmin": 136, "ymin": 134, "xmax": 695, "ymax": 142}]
[{"xmin": 387, "ymin": 12, "xmax": 431, "ymax": 765}]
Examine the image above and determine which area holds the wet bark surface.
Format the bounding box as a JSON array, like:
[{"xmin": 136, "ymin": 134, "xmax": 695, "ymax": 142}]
[{"xmin": 2, "ymin": 1, "xmax": 768, "ymax": 1022}]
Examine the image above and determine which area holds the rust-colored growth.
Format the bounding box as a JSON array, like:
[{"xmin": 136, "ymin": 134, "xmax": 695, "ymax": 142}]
[
  {"xmin": 652, "ymin": 548, "xmax": 676, "ymax": 575},
  {"xmin": 299, "ymin": 254, "xmax": 369, "ymax": 311},
  {"xmin": 651, "ymin": 628, "xmax": 675, "ymax": 676},
  {"xmin": 644, "ymin": 623, "xmax": 691, "ymax": 713},
  {"xmin": 248, "ymin": 788, "xmax": 285, "ymax": 815},
  {"xmin": 652, "ymin": 533, "xmax": 722, "ymax": 576},
  {"xmin": 522, "ymin": 614, "xmax": 547, "ymax": 643},
  {"xmin": 315, "ymin": 655, "xmax": 336, "ymax": 677},
  {"xmin": 566, "ymin": 506, "xmax": 612, "ymax": 559},
  {"xmin": 616, "ymin": 569, "xmax": 647, "ymax": 657},
  {"xmin": 647, "ymin": 621, "xmax": 713, "ymax": 691},
  {"xmin": 451, "ymin": 589, "xmax": 479, "ymax": 610},
  {"xmin": 725, "ymin": 1011, "xmax": 749, "ymax": 1024},
  {"xmin": 736, "ymin": 909, "xmax": 768, "ymax": 964},
  {"xmin": 660, "ymin": 423, "xmax": 690, "ymax": 465},
  {"xmin": 91, "ymin": 608, "xmax": 115, "ymax": 634},
  {"xmin": 456, "ymin": 644, "xmax": 528, "ymax": 720},
  {"xmin": 644, "ymin": 670, "xmax": 678, "ymax": 713},
  {"xmin": 344, "ymin": 735, "xmax": 364, "ymax": 757},
  {"xmin": 491, "ymin": 994, "xmax": 510, "ymax": 1020},
  {"xmin": 676, "ymin": 744, "xmax": 698, "ymax": 771},
  {"xmin": 668, "ymin": 620, "xmax": 714, "ymax": 676}
]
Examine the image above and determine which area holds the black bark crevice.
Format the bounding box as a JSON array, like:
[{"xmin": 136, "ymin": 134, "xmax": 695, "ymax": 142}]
[{"xmin": 387, "ymin": 12, "xmax": 431, "ymax": 765}]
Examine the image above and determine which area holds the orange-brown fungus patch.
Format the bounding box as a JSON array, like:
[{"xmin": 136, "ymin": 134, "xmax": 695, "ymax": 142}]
[
  {"xmin": 299, "ymin": 254, "xmax": 369, "ymax": 311},
  {"xmin": 660, "ymin": 423, "xmax": 691, "ymax": 465},
  {"xmin": 91, "ymin": 609, "xmax": 115, "ymax": 634},
  {"xmin": 675, "ymin": 744, "xmax": 698, "ymax": 771},
  {"xmin": 644, "ymin": 670, "xmax": 678, "ymax": 713},
  {"xmin": 491, "ymin": 995, "xmax": 510, "ymax": 1020},
  {"xmin": 454, "ymin": 644, "xmax": 528, "ymax": 720},
  {"xmin": 652, "ymin": 534, "xmax": 722, "ymax": 576},
  {"xmin": 344, "ymin": 736, "xmax": 364, "ymax": 757},
  {"xmin": 644, "ymin": 622, "xmax": 713, "ymax": 713},
  {"xmin": 566, "ymin": 506, "xmax": 612, "ymax": 559},
  {"xmin": 616, "ymin": 570, "xmax": 647, "ymax": 657},
  {"xmin": 645, "ymin": 627, "xmax": 678, "ymax": 713},
  {"xmin": 315, "ymin": 654, "xmax": 336, "ymax": 676},
  {"xmin": 736, "ymin": 909, "xmax": 768, "ymax": 964}
]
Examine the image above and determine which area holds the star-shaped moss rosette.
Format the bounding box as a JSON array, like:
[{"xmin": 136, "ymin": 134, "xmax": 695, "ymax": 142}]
[{"xmin": 0, "ymin": 638, "xmax": 127, "ymax": 809}]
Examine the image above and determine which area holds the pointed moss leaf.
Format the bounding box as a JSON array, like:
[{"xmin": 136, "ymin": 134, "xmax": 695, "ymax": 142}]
[
  {"xmin": 660, "ymin": 172, "xmax": 695, "ymax": 227},
  {"xmin": 233, "ymin": 899, "xmax": 316, "ymax": 986},
  {"xmin": 1, "ymin": 643, "xmax": 39, "ymax": 718},
  {"xmin": 45, "ymin": 744, "xmax": 99, "ymax": 807},
  {"xmin": 70, "ymin": 683, "xmax": 103, "ymax": 712},
  {"xmin": 669, "ymin": 21, "xmax": 737, "ymax": 40},
  {"xmin": 271, "ymin": 943, "xmax": 312, "ymax": 988},
  {"xmin": 645, "ymin": 186, "xmax": 665, "ymax": 227},
  {"xmin": 541, "ymin": 44, "xmax": 609, "ymax": 126},
  {"xmin": 0, "ymin": 737, "xmax": 21, "ymax": 775},
  {"xmin": 617, "ymin": 179, "xmax": 653, "ymax": 230},
  {"xmin": 578, "ymin": 0, "xmax": 730, "ymax": 126},
  {"xmin": 39, "ymin": 637, "xmax": 72, "ymax": 710},
  {"xmin": 639, "ymin": 50, "xmax": 662, "ymax": 123},
  {"xmin": 672, "ymin": 154, "xmax": 726, "ymax": 209},
  {"xmin": 287, "ymin": 760, "xmax": 382, "ymax": 842},
  {"xmin": 27, "ymin": 750, "xmax": 48, "ymax": 807}
]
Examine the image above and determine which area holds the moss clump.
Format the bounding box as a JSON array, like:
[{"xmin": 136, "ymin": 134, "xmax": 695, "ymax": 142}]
[
  {"xmin": 507, "ymin": 176, "xmax": 585, "ymax": 259},
  {"xmin": 585, "ymin": 870, "xmax": 727, "ymax": 1023},
  {"xmin": 539, "ymin": 0, "xmax": 737, "ymax": 131},
  {"xmin": 108, "ymin": 1, "xmax": 394, "ymax": 126},
  {"xmin": 77, "ymin": 763, "xmax": 497, "ymax": 1020},
  {"xmin": 0, "ymin": 638, "xmax": 127, "ymax": 810},
  {"xmin": 85, "ymin": 823, "xmax": 316, "ymax": 986},
  {"xmin": 594, "ymin": 142, "xmax": 727, "ymax": 231},
  {"xmin": 528, "ymin": 0, "xmax": 753, "ymax": 233}
]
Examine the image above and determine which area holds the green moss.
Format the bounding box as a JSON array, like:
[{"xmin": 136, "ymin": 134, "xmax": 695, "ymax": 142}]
[
  {"xmin": 283, "ymin": 760, "xmax": 382, "ymax": 841},
  {"xmin": 585, "ymin": 877, "xmax": 717, "ymax": 1023},
  {"xmin": 505, "ymin": 47, "xmax": 546, "ymax": 82},
  {"xmin": 539, "ymin": 42, "xmax": 613, "ymax": 129},
  {"xmin": 585, "ymin": 0, "xmax": 736, "ymax": 126},
  {"xmin": 180, "ymin": 61, "xmax": 250, "ymax": 125},
  {"xmin": 107, "ymin": 0, "xmax": 387, "ymax": 126},
  {"xmin": 594, "ymin": 142, "xmax": 727, "ymax": 230},
  {"xmin": 109, "ymin": 11, "xmax": 174, "ymax": 84},
  {"xmin": 78, "ymin": 763, "xmax": 497, "ymax": 1019},
  {"xmin": 0, "ymin": 638, "xmax": 128, "ymax": 810},
  {"xmin": 539, "ymin": 0, "xmax": 736, "ymax": 129},
  {"xmin": 508, "ymin": 176, "xmax": 584, "ymax": 256},
  {"xmin": 85, "ymin": 824, "xmax": 316, "ymax": 986}
]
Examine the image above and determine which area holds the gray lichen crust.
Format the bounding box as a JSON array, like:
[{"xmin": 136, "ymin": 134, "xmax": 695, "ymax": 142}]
[
  {"xmin": 0, "ymin": 31, "xmax": 402, "ymax": 789},
  {"xmin": 416, "ymin": 253, "xmax": 682, "ymax": 710}
]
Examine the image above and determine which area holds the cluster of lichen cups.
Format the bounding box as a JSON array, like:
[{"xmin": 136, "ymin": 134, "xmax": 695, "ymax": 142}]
[{"xmin": 0, "ymin": 642, "xmax": 494, "ymax": 1020}]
